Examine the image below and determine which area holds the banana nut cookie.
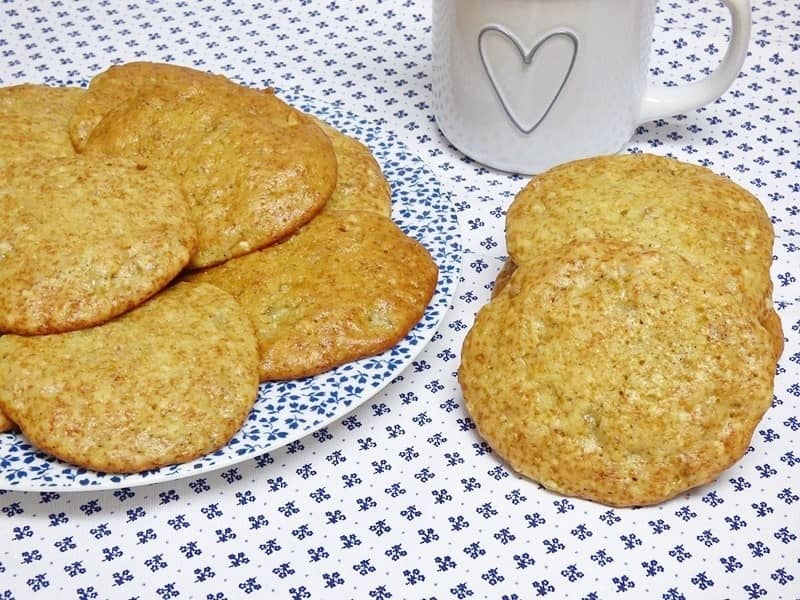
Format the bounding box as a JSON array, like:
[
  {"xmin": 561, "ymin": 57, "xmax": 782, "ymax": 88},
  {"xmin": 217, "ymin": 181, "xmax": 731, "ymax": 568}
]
[
  {"xmin": 187, "ymin": 210, "xmax": 438, "ymax": 381},
  {"xmin": 505, "ymin": 153, "xmax": 779, "ymax": 354},
  {"xmin": 310, "ymin": 116, "xmax": 392, "ymax": 217},
  {"xmin": 0, "ymin": 282, "xmax": 259, "ymax": 473},
  {"xmin": 493, "ymin": 257, "xmax": 783, "ymax": 362},
  {"xmin": 0, "ymin": 84, "xmax": 84, "ymax": 431},
  {"xmin": 71, "ymin": 62, "xmax": 338, "ymax": 268},
  {"xmin": 0, "ymin": 84, "xmax": 85, "ymax": 165},
  {"xmin": 459, "ymin": 241, "xmax": 776, "ymax": 507},
  {"xmin": 0, "ymin": 156, "xmax": 196, "ymax": 335},
  {"xmin": 69, "ymin": 61, "xmax": 232, "ymax": 149}
]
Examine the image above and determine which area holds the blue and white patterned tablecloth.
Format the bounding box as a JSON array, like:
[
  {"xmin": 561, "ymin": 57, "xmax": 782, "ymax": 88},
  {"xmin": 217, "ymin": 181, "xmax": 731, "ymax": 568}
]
[{"xmin": 1, "ymin": 1, "xmax": 799, "ymax": 599}]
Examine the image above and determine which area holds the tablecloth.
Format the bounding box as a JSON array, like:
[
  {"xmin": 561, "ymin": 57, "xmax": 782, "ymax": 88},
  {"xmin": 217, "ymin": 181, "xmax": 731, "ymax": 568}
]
[{"xmin": 0, "ymin": 1, "xmax": 798, "ymax": 598}]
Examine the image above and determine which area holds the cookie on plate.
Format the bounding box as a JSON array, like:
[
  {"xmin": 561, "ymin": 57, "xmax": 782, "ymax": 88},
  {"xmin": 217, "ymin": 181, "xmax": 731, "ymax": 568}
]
[
  {"xmin": 72, "ymin": 62, "xmax": 338, "ymax": 268},
  {"xmin": 506, "ymin": 153, "xmax": 777, "ymax": 329},
  {"xmin": 310, "ymin": 115, "xmax": 392, "ymax": 217},
  {"xmin": 187, "ymin": 210, "xmax": 438, "ymax": 381},
  {"xmin": 0, "ymin": 282, "xmax": 259, "ymax": 473},
  {"xmin": 69, "ymin": 62, "xmax": 232, "ymax": 150},
  {"xmin": 0, "ymin": 84, "xmax": 85, "ymax": 165},
  {"xmin": 459, "ymin": 241, "xmax": 776, "ymax": 507},
  {"xmin": 0, "ymin": 156, "xmax": 196, "ymax": 335}
]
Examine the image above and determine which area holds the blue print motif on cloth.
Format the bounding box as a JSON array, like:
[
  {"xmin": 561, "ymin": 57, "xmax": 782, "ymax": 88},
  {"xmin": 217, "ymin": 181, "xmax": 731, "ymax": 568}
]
[{"xmin": 0, "ymin": 1, "xmax": 798, "ymax": 599}]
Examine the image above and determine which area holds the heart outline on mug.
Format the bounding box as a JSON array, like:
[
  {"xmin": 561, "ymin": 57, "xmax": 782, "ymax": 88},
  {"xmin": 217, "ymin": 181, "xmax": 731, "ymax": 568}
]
[{"xmin": 478, "ymin": 26, "xmax": 579, "ymax": 135}]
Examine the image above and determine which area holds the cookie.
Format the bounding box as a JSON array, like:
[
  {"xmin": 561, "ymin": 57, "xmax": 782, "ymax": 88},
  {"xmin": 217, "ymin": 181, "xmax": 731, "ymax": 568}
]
[
  {"xmin": 69, "ymin": 62, "xmax": 231, "ymax": 150},
  {"xmin": 0, "ymin": 156, "xmax": 196, "ymax": 334},
  {"xmin": 0, "ymin": 282, "xmax": 259, "ymax": 473},
  {"xmin": 186, "ymin": 210, "xmax": 438, "ymax": 380},
  {"xmin": 310, "ymin": 116, "xmax": 392, "ymax": 216},
  {"xmin": 71, "ymin": 62, "xmax": 338, "ymax": 268},
  {"xmin": 494, "ymin": 257, "xmax": 784, "ymax": 363},
  {"xmin": 0, "ymin": 84, "xmax": 85, "ymax": 164},
  {"xmin": 0, "ymin": 333, "xmax": 12, "ymax": 433},
  {"xmin": 506, "ymin": 153, "xmax": 776, "ymax": 325},
  {"xmin": 459, "ymin": 241, "xmax": 776, "ymax": 507}
]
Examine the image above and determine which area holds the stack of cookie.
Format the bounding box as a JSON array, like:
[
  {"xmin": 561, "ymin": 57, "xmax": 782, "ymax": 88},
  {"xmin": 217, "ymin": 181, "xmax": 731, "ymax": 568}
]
[
  {"xmin": 0, "ymin": 62, "xmax": 437, "ymax": 473},
  {"xmin": 459, "ymin": 154, "xmax": 782, "ymax": 507}
]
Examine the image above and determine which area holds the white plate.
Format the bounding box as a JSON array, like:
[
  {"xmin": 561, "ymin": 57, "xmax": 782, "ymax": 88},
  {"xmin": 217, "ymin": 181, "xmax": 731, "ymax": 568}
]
[{"xmin": 0, "ymin": 92, "xmax": 462, "ymax": 491}]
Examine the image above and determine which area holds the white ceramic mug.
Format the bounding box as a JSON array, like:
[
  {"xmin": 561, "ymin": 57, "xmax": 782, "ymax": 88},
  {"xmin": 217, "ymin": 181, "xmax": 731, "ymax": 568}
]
[{"xmin": 431, "ymin": 0, "xmax": 751, "ymax": 174}]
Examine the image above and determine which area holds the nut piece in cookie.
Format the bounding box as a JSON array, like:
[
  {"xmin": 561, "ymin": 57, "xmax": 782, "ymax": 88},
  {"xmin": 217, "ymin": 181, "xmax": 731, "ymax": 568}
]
[
  {"xmin": 71, "ymin": 62, "xmax": 338, "ymax": 268},
  {"xmin": 0, "ymin": 282, "xmax": 259, "ymax": 473},
  {"xmin": 459, "ymin": 241, "xmax": 776, "ymax": 507},
  {"xmin": 0, "ymin": 156, "xmax": 196, "ymax": 335},
  {"xmin": 187, "ymin": 210, "xmax": 438, "ymax": 381}
]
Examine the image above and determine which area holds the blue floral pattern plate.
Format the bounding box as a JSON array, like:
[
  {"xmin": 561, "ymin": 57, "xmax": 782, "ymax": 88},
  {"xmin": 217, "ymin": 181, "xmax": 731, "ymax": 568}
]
[{"xmin": 0, "ymin": 92, "xmax": 462, "ymax": 491}]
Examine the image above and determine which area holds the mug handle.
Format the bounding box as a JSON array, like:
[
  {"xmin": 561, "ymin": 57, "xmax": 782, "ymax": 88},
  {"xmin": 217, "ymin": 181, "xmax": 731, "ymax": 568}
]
[{"xmin": 637, "ymin": 0, "xmax": 751, "ymax": 123}]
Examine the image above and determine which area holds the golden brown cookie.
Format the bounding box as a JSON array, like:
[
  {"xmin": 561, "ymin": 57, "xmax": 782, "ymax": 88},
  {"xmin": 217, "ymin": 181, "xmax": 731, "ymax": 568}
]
[
  {"xmin": 459, "ymin": 241, "xmax": 776, "ymax": 507},
  {"xmin": 497, "ymin": 259, "xmax": 784, "ymax": 363},
  {"xmin": 71, "ymin": 62, "xmax": 338, "ymax": 268},
  {"xmin": 506, "ymin": 153, "xmax": 776, "ymax": 327},
  {"xmin": 69, "ymin": 62, "xmax": 231, "ymax": 150},
  {"xmin": 0, "ymin": 156, "xmax": 196, "ymax": 335},
  {"xmin": 310, "ymin": 116, "xmax": 392, "ymax": 216},
  {"xmin": 187, "ymin": 210, "xmax": 438, "ymax": 381},
  {"xmin": 0, "ymin": 282, "xmax": 259, "ymax": 473},
  {"xmin": 0, "ymin": 84, "xmax": 85, "ymax": 164}
]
